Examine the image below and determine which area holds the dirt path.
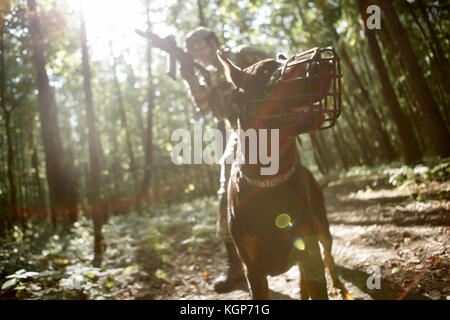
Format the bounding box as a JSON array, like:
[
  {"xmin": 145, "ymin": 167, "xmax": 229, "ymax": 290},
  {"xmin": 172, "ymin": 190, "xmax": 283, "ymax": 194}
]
[{"xmin": 149, "ymin": 175, "xmax": 449, "ymax": 300}]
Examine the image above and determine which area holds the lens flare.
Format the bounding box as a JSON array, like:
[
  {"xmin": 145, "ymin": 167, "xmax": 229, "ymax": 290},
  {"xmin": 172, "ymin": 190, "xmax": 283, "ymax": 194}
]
[
  {"xmin": 345, "ymin": 292, "xmax": 354, "ymax": 300},
  {"xmin": 293, "ymin": 237, "xmax": 305, "ymax": 251},
  {"xmin": 275, "ymin": 213, "xmax": 292, "ymax": 229}
]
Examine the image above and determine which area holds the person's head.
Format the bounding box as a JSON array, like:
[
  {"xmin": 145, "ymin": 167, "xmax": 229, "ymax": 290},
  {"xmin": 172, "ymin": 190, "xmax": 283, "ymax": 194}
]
[{"xmin": 186, "ymin": 27, "xmax": 221, "ymax": 66}]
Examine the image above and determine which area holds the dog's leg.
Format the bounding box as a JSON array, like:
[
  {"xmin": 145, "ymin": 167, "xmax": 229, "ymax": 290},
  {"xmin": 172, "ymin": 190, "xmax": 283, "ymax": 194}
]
[
  {"xmin": 299, "ymin": 265, "xmax": 310, "ymax": 300},
  {"xmin": 245, "ymin": 266, "xmax": 269, "ymax": 300},
  {"xmin": 300, "ymin": 241, "xmax": 328, "ymax": 300},
  {"xmin": 306, "ymin": 167, "xmax": 346, "ymax": 298},
  {"xmin": 320, "ymin": 233, "xmax": 347, "ymax": 297},
  {"xmin": 314, "ymin": 218, "xmax": 338, "ymax": 286}
]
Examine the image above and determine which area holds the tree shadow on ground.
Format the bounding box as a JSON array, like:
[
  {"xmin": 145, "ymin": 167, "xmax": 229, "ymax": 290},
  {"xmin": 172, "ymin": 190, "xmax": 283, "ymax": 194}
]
[
  {"xmin": 337, "ymin": 266, "xmax": 430, "ymax": 300},
  {"xmin": 225, "ymin": 281, "xmax": 294, "ymax": 300},
  {"xmin": 329, "ymin": 207, "xmax": 449, "ymax": 227},
  {"xmin": 328, "ymin": 194, "xmax": 412, "ymax": 209}
]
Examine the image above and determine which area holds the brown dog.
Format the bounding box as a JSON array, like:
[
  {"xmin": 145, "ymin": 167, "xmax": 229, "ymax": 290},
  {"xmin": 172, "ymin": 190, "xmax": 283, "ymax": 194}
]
[{"xmin": 217, "ymin": 49, "xmax": 344, "ymax": 299}]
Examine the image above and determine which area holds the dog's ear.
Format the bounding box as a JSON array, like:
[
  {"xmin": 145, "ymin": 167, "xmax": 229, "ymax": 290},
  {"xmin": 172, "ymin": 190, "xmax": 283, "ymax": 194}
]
[{"xmin": 217, "ymin": 50, "xmax": 247, "ymax": 89}]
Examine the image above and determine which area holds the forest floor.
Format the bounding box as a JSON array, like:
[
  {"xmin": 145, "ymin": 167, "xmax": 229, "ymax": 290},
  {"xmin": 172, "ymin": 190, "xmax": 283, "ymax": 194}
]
[
  {"xmin": 151, "ymin": 173, "xmax": 449, "ymax": 300},
  {"xmin": 0, "ymin": 162, "xmax": 449, "ymax": 300}
]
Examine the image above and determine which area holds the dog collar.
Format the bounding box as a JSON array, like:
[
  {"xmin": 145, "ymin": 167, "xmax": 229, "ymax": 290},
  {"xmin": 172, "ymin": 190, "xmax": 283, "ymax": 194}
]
[{"xmin": 241, "ymin": 160, "xmax": 297, "ymax": 188}]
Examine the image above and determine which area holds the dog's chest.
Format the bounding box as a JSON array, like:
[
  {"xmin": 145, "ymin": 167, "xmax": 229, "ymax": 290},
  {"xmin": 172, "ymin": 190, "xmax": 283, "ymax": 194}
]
[
  {"xmin": 229, "ymin": 177, "xmax": 315, "ymax": 275},
  {"xmin": 230, "ymin": 174, "xmax": 312, "ymax": 236}
]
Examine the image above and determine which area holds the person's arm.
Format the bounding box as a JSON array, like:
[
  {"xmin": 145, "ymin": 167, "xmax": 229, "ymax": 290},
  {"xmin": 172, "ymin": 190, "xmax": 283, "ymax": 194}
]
[
  {"xmin": 180, "ymin": 64, "xmax": 236, "ymax": 123},
  {"xmin": 179, "ymin": 64, "xmax": 211, "ymax": 114}
]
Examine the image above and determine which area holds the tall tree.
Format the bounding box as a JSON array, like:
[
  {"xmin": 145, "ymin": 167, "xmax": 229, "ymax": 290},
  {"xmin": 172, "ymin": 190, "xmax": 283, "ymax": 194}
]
[
  {"xmin": 328, "ymin": 25, "xmax": 397, "ymax": 162},
  {"xmin": 28, "ymin": 123, "xmax": 46, "ymax": 216},
  {"xmin": 80, "ymin": 4, "xmax": 104, "ymax": 266},
  {"xmin": 331, "ymin": 126, "xmax": 349, "ymax": 171},
  {"xmin": 27, "ymin": 0, "xmax": 79, "ymax": 224},
  {"xmin": 141, "ymin": 0, "xmax": 154, "ymax": 194},
  {"xmin": 197, "ymin": 0, "xmax": 206, "ymax": 27},
  {"xmin": 310, "ymin": 132, "xmax": 330, "ymax": 174},
  {"xmin": 109, "ymin": 41, "xmax": 138, "ymax": 194},
  {"xmin": 0, "ymin": 14, "xmax": 17, "ymax": 232},
  {"xmin": 402, "ymin": 0, "xmax": 449, "ymax": 96},
  {"xmin": 341, "ymin": 93, "xmax": 373, "ymax": 166},
  {"xmin": 357, "ymin": 0, "xmax": 421, "ymax": 164},
  {"xmin": 299, "ymin": 1, "xmax": 396, "ymax": 163},
  {"xmin": 379, "ymin": 0, "xmax": 450, "ymax": 158},
  {"xmin": 415, "ymin": 0, "xmax": 449, "ymax": 94}
]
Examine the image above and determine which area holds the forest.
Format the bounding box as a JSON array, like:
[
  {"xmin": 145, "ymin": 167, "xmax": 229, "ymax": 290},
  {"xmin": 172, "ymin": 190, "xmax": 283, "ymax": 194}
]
[{"xmin": 0, "ymin": 0, "xmax": 448, "ymax": 301}]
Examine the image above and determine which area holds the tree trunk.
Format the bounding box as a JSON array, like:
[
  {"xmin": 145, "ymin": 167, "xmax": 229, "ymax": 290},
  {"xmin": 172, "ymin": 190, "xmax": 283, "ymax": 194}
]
[
  {"xmin": 0, "ymin": 16, "xmax": 17, "ymax": 232},
  {"xmin": 310, "ymin": 132, "xmax": 329, "ymax": 173},
  {"xmin": 341, "ymin": 97, "xmax": 372, "ymax": 166},
  {"xmin": 336, "ymin": 121, "xmax": 360, "ymax": 167},
  {"xmin": 197, "ymin": 0, "xmax": 206, "ymax": 27},
  {"xmin": 377, "ymin": 26, "xmax": 428, "ymax": 153},
  {"xmin": 31, "ymin": 137, "xmax": 46, "ymax": 216},
  {"xmin": 379, "ymin": 0, "xmax": 450, "ymax": 157},
  {"xmin": 329, "ymin": 26, "xmax": 397, "ymax": 162},
  {"xmin": 16, "ymin": 128, "xmax": 26, "ymax": 230},
  {"xmin": 109, "ymin": 42, "xmax": 138, "ymax": 194},
  {"xmin": 3, "ymin": 112, "xmax": 17, "ymax": 227},
  {"xmin": 401, "ymin": 1, "xmax": 449, "ymax": 111},
  {"xmin": 80, "ymin": 6, "xmax": 103, "ymax": 267},
  {"xmin": 294, "ymin": 0, "xmax": 317, "ymax": 45},
  {"xmin": 331, "ymin": 127, "xmax": 349, "ymax": 171},
  {"xmin": 27, "ymin": 0, "xmax": 79, "ymax": 224},
  {"xmin": 142, "ymin": 0, "xmax": 154, "ymax": 194},
  {"xmin": 357, "ymin": 0, "xmax": 422, "ymax": 164},
  {"xmin": 416, "ymin": 0, "xmax": 449, "ymax": 93}
]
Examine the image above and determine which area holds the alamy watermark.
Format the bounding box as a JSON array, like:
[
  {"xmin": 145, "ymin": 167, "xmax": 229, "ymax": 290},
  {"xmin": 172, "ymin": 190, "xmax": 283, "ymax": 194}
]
[
  {"xmin": 366, "ymin": 265, "xmax": 381, "ymax": 290},
  {"xmin": 366, "ymin": 5, "xmax": 381, "ymax": 30},
  {"xmin": 170, "ymin": 122, "xmax": 280, "ymax": 175}
]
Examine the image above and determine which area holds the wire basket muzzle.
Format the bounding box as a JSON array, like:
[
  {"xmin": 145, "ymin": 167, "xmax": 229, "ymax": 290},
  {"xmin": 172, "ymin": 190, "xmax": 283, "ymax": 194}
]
[{"xmin": 242, "ymin": 47, "xmax": 342, "ymax": 135}]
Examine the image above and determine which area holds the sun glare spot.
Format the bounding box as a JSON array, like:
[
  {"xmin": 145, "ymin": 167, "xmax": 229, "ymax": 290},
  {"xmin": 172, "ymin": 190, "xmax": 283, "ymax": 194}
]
[
  {"xmin": 67, "ymin": 0, "xmax": 176, "ymax": 68},
  {"xmin": 275, "ymin": 213, "xmax": 292, "ymax": 229},
  {"xmin": 293, "ymin": 237, "xmax": 305, "ymax": 251}
]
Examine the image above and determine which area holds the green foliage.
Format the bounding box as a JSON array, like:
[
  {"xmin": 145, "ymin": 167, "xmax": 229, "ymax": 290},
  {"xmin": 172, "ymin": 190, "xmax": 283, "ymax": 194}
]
[
  {"xmin": 0, "ymin": 197, "xmax": 218, "ymax": 299},
  {"xmin": 384, "ymin": 158, "xmax": 450, "ymax": 188}
]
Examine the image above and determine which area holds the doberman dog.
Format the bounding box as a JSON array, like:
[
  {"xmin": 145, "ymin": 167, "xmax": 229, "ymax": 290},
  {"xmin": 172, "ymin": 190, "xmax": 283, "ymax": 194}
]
[{"xmin": 217, "ymin": 48, "xmax": 345, "ymax": 299}]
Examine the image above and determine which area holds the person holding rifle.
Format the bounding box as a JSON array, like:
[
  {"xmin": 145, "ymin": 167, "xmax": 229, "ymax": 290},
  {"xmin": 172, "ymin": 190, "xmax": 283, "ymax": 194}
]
[
  {"xmin": 137, "ymin": 26, "xmax": 269, "ymax": 293},
  {"xmin": 182, "ymin": 27, "xmax": 269, "ymax": 293}
]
